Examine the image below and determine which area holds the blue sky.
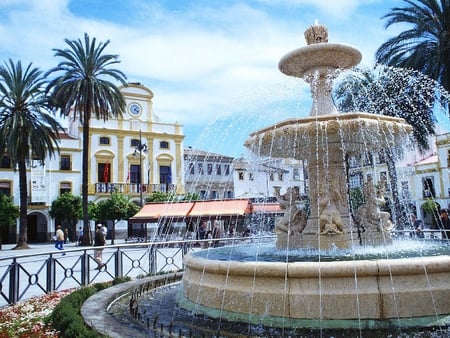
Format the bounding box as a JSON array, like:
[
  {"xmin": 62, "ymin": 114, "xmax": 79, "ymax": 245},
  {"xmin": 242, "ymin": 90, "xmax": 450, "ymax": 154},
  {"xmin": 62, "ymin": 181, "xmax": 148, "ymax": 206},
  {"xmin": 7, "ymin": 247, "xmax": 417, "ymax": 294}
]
[{"xmin": 0, "ymin": 0, "xmax": 448, "ymax": 157}]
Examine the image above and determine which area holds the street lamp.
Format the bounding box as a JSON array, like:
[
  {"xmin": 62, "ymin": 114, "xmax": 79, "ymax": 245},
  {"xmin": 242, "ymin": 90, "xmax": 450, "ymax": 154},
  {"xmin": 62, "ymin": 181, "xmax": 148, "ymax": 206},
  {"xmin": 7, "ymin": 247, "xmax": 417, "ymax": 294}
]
[{"xmin": 134, "ymin": 130, "xmax": 147, "ymax": 206}]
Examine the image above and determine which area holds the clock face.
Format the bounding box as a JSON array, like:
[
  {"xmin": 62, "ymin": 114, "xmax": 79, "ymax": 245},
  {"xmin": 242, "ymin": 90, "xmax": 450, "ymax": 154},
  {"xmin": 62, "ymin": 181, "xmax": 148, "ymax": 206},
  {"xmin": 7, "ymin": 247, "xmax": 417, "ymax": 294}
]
[{"xmin": 129, "ymin": 103, "xmax": 141, "ymax": 116}]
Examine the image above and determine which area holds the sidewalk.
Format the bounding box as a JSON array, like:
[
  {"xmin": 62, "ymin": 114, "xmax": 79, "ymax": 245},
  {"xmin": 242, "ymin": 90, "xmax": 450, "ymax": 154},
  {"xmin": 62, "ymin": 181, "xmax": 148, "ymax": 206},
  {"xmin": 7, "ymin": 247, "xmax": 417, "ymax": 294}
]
[{"xmin": 0, "ymin": 242, "xmax": 86, "ymax": 258}]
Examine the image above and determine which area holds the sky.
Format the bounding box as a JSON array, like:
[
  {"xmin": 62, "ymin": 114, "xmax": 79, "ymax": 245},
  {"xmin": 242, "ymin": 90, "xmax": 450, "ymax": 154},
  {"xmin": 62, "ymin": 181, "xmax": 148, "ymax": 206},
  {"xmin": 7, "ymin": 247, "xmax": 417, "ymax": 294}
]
[{"xmin": 1, "ymin": 0, "xmax": 448, "ymax": 157}]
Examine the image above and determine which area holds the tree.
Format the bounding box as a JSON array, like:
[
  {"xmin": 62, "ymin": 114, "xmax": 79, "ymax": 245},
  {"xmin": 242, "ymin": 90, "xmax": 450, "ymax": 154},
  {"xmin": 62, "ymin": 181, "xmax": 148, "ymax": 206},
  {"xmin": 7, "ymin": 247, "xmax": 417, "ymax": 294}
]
[
  {"xmin": 49, "ymin": 192, "xmax": 82, "ymax": 243},
  {"xmin": 376, "ymin": 0, "xmax": 450, "ymax": 111},
  {"xmin": 0, "ymin": 60, "xmax": 61, "ymax": 249},
  {"xmin": 333, "ymin": 65, "xmax": 444, "ymax": 226},
  {"xmin": 0, "ymin": 195, "xmax": 19, "ymax": 250},
  {"xmin": 334, "ymin": 65, "xmax": 440, "ymax": 151},
  {"xmin": 46, "ymin": 34, "xmax": 127, "ymax": 245},
  {"xmin": 97, "ymin": 193, "xmax": 139, "ymax": 244}
]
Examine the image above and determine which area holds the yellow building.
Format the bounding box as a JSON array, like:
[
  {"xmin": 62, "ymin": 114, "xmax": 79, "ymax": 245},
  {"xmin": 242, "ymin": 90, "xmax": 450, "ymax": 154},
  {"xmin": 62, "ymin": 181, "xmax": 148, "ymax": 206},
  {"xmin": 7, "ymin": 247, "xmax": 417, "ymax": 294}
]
[{"xmin": 0, "ymin": 83, "xmax": 185, "ymax": 243}]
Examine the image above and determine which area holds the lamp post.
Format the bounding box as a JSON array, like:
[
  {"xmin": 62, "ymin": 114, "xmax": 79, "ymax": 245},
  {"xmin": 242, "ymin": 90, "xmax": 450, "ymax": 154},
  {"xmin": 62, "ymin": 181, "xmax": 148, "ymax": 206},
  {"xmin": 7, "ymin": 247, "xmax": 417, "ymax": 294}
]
[{"xmin": 134, "ymin": 130, "xmax": 147, "ymax": 207}]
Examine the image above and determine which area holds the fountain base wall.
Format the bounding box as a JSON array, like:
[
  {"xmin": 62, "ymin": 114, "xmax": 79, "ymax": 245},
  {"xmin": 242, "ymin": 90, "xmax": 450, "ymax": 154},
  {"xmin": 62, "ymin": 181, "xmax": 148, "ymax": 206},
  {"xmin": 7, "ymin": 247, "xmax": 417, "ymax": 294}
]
[
  {"xmin": 183, "ymin": 254, "xmax": 450, "ymax": 327},
  {"xmin": 276, "ymin": 231, "xmax": 393, "ymax": 249}
]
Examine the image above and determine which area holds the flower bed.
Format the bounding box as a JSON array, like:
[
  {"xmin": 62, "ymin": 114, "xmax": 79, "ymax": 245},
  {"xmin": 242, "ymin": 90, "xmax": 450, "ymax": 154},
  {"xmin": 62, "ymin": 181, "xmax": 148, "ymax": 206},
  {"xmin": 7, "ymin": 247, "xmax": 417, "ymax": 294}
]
[{"xmin": 0, "ymin": 289, "xmax": 74, "ymax": 338}]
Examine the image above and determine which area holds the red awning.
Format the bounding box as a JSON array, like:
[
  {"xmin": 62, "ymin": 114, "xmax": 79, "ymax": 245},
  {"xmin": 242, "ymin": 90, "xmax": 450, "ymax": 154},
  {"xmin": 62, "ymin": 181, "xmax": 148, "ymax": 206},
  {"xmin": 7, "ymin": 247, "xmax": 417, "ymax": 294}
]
[
  {"xmin": 187, "ymin": 199, "xmax": 251, "ymax": 217},
  {"xmin": 129, "ymin": 202, "xmax": 195, "ymax": 223},
  {"xmin": 252, "ymin": 203, "xmax": 282, "ymax": 214}
]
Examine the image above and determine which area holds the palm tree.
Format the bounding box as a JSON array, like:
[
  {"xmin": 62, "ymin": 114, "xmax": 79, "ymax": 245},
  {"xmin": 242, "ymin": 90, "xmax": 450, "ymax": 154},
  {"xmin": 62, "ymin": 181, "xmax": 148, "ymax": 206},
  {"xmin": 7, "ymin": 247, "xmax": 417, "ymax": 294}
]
[
  {"xmin": 333, "ymin": 65, "xmax": 443, "ymax": 227},
  {"xmin": 334, "ymin": 65, "xmax": 438, "ymax": 151},
  {"xmin": 46, "ymin": 34, "xmax": 127, "ymax": 245},
  {"xmin": 376, "ymin": 0, "xmax": 450, "ymax": 105},
  {"xmin": 0, "ymin": 60, "xmax": 61, "ymax": 248}
]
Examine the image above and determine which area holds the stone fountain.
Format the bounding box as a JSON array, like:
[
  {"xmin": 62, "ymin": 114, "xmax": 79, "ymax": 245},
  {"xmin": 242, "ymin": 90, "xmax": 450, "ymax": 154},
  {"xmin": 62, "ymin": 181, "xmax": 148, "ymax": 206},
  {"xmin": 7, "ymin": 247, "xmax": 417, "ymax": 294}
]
[{"xmin": 182, "ymin": 23, "xmax": 450, "ymax": 331}]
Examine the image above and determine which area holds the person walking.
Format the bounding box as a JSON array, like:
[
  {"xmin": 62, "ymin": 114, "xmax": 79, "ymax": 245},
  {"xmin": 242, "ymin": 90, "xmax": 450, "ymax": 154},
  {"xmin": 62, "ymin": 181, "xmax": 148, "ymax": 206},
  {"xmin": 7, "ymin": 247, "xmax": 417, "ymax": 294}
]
[
  {"xmin": 77, "ymin": 227, "xmax": 83, "ymax": 246},
  {"xmin": 94, "ymin": 224, "xmax": 106, "ymax": 270},
  {"xmin": 439, "ymin": 209, "xmax": 450, "ymax": 240},
  {"xmin": 410, "ymin": 214, "xmax": 424, "ymax": 238},
  {"xmin": 54, "ymin": 225, "xmax": 65, "ymax": 252}
]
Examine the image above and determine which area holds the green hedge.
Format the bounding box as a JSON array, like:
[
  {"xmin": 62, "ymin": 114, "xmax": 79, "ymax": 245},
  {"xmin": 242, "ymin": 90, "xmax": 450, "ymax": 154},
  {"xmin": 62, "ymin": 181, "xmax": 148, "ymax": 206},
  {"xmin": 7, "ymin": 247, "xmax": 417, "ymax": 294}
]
[{"xmin": 50, "ymin": 277, "xmax": 131, "ymax": 338}]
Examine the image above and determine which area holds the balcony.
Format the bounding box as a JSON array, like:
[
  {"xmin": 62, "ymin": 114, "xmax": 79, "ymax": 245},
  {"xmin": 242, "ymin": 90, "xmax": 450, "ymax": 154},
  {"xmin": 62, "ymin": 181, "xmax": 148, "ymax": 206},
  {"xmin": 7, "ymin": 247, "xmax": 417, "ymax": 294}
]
[{"xmin": 94, "ymin": 183, "xmax": 176, "ymax": 195}]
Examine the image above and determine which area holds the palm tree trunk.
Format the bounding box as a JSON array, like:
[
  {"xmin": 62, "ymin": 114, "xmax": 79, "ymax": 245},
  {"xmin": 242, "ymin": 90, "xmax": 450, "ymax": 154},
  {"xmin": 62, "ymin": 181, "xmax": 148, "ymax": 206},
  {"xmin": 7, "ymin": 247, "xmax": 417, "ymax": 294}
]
[
  {"xmin": 15, "ymin": 159, "xmax": 29, "ymax": 249},
  {"xmin": 81, "ymin": 118, "xmax": 92, "ymax": 246}
]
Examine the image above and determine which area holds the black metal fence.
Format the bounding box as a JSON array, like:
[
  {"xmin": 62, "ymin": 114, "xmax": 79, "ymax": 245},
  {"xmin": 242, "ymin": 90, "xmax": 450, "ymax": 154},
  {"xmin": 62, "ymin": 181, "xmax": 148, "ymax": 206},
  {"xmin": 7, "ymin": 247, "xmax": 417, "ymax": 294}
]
[{"xmin": 0, "ymin": 236, "xmax": 258, "ymax": 307}]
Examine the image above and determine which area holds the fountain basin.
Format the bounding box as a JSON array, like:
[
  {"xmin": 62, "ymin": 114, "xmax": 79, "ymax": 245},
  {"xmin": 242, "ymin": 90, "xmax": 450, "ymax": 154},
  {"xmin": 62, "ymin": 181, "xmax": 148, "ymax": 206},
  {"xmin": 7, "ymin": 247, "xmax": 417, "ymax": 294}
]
[{"xmin": 183, "ymin": 251, "xmax": 450, "ymax": 328}]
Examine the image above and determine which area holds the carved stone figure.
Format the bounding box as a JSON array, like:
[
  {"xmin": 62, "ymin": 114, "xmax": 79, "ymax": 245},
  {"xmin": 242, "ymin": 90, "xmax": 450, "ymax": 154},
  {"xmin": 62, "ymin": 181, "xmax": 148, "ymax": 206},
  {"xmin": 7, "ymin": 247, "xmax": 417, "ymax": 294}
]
[
  {"xmin": 304, "ymin": 22, "xmax": 328, "ymax": 45},
  {"xmin": 274, "ymin": 186, "xmax": 307, "ymax": 235},
  {"xmin": 318, "ymin": 184, "xmax": 344, "ymax": 235},
  {"xmin": 355, "ymin": 176, "xmax": 394, "ymax": 232}
]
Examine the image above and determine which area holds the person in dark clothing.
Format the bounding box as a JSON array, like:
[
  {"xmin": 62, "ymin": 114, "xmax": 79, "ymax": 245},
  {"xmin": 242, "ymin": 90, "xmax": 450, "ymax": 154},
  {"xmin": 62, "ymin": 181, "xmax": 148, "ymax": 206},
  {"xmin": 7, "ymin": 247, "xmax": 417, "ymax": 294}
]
[
  {"xmin": 409, "ymin": 214, "xmax": 424, "ymax": 238},
  {"xmin": 94, "ymin": 224, "xmax": 106, "ymax": 270},
  {"xmin": 439, "ymin": 209, "xmax": 450, "ymax": 240}
]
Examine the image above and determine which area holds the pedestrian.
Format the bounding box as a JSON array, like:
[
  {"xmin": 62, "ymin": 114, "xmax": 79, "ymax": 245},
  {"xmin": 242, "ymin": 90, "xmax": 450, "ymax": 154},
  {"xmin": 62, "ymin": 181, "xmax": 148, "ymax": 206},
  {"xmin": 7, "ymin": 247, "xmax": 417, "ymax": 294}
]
[
  {"xmin": 94, "ymin": 224, "xmax": 106, "ymax": 270},
  {"xmin": 410, "ymin": 214, "xmax": 424, "ymax": 238},
  {"xmin": 197, "ymin": 221, "xmax": 207, "ymax": 248},
  {"xmin": 77, "ymin": 227, "xmax": 83, "ymax": 246},
  {"xmin": 54, "ymin": 225, "xmax": 65, "ymax": 252},
  {"xmin": 211, "ymin": 220, "xmax": 222, "ymax": 247},
  {"xmin": 439, "ymin": 209, "xmax": 450, "ymax": 240}
]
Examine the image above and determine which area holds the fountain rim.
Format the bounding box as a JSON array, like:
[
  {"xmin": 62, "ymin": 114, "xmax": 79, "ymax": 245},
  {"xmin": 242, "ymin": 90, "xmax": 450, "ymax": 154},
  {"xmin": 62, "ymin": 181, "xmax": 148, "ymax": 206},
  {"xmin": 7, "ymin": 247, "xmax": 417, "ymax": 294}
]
[
  {"xmin": 278, "ymin": 42, "xmax": 362, "ymax": 77},
  {"xmin": 185, "ymin": 252, "xmax": 450, "ymax": 278},
  {"xmin": 246, "ymin": 111, "xmax": 412, "ymax": 138}
]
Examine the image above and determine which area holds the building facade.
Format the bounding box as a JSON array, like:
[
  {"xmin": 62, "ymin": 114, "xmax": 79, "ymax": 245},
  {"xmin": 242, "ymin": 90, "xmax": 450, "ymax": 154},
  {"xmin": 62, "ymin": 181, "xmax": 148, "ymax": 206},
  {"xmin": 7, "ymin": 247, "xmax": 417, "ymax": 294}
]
[
  {"xmin": 0, "ymin": 83, "xmax": 185, "ymax": 243},
  {"xmin": 183, "ymin": 148, "xmax": 234, "ymax": 200}
]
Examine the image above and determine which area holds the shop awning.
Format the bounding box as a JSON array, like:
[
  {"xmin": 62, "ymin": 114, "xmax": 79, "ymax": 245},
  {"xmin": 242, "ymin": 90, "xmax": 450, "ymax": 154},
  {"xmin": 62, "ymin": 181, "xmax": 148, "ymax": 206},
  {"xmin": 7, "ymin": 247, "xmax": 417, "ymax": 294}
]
[
  {"xmin": 252, "ymin": 203, "xmax": 282, "ymax": 214},
  {"xmin": 129, "ymin": 202, "xmax": 195, "ymax": 223},
  {"xmin": 187, "ymin": 199, "xmax": 251, "ymax": 217}
]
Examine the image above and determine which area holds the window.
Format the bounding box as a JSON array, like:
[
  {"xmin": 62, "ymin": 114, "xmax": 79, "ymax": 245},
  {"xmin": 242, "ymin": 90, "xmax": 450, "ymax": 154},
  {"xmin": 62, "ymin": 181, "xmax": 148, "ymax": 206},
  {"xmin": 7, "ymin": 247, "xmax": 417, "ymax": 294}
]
[
  {"xmin": 98, "ymin": 162, "xmax": 110, "ymax": 183},
  {"xmin": 278, "ymin": 173, "xmax": 283, "ymax": 181},
  {"xmin": 238, "ymin": 171, "xmax": 244, "ymax": 180},
  {"xmin": 269, "ymin": 172, "xmax": 274, "ymax": 181},
  {"xmin": 422, "ymin": 177, "xmax": 435, "ymax": 198},
  {"xmin": 224, "ymin": 164, "xmax": 230, "ymax": 175},
  {"xmin": 0, "ymin": 155, "xmax": 11, "ymax": 169},
  {"xmin": 0, "ymin": 181, "xmax": 11, "ymax": 196},
  {"xmin": 130, "ymin": 164, "xmax": 140, "ymax": 184},
  {"xmin": 349, "ymin": 172, "xmax": 363, "ymax": 189},
  {"xmin": 224, "ymin": 191, "xmax": 233, "ymax": 199},
  {"xmin": 60, "ymin": 155, "xmax": 71, "ymax": 170},
  {"xmin": 448, "ymin": 150, "xmax": 450, "ymax": 167},
  {"xmin": 160, "ymin": 141, "xmax": 169, "ymax": 149},
  {"xmin": 99, "ymin": 137, "xmax": 110, "ymax": 145},
  {"xmin": 60, "ymin": 182, "xmax": 71, "ymax": 195},
  {"xmin": 160, "ymin": 166, "xmax": 172, "ymax": 184},
  {"xmin": 188, "ymin": 163, "xmax": 195, "ymax": 175},
  {"xmin": 216, "ymin": 164, "xmax": 221, "ymax": 175},
  {"xmin": 293, "ymin": 168, "xmax": 300, "ymax": 180},
  {"xmin": 210, "ymin": 191, "xmax": 217, "ymax": 199},
  {"xmin": 198, "ymin": 163, "xmax": 204, "ymax": 175},
  {"xmin": 207, "ymin": 164, "xmax": 213, "ymax": 175}
]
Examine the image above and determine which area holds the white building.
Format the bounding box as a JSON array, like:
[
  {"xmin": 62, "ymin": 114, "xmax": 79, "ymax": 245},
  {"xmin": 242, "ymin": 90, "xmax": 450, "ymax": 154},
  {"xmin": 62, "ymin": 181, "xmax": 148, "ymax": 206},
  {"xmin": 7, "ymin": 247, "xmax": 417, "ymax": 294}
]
[{"xmin": 233, "ymin": 157, "xmax": 307, "ymax": 201}]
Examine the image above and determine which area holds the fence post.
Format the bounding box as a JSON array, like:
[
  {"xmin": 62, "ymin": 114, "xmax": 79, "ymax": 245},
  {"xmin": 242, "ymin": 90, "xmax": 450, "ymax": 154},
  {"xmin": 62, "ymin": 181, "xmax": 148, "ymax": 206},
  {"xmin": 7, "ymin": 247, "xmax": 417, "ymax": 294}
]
[
  {"xmin": 8, "ymin": 258, "xmax": 19, "ymax": 304},
  {"xmin": 46, "ymin": 254, "xmax": 55, "ymax": 293},
  {"xmin": 149, "ymin": 246, "xmax": 156, "ymax": 274},
  {"xmin": 81, "ymin": 250, "xmax": 89, "ymax": 286},
  {"xmin": 115, "ymin": 248, "xmax": 123, "ymax": 278}
]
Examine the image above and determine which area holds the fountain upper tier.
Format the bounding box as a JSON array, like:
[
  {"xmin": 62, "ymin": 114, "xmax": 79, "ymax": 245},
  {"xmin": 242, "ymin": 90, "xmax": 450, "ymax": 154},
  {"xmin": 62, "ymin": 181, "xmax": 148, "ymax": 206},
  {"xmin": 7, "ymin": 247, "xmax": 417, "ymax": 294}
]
[
  {"xmin": 244, "ymin": 112, "xmax": 412, "ymax": 160},
  {"xmin": 279, "ymin": 43, "xmax": 362, "ymax": 79},
  {"xmin": 278, "ymin": 23, "xmax": 362, "ymax": 116}
]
